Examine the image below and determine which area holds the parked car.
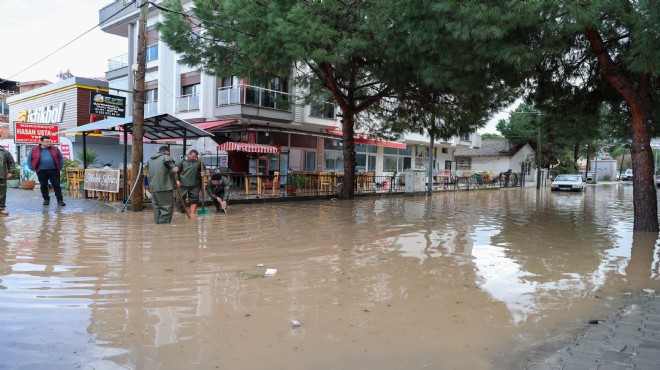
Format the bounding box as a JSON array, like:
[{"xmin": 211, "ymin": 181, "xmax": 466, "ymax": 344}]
[
  {"xmin": 551, "ymin": 174, "xmax": 585, "ymax": 192},
  {"xmin": 578, "ymin": 170, "xmax": 594, "ymax": 182},
  {"xmin": 656, "ymin": 175, "xmax": 660, "ymax": 187},
  {"xmin": 622, "ymin": 169, "xmax": 633, "ymax": 181}
]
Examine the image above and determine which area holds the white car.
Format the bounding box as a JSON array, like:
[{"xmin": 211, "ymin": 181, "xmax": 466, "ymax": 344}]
[{"xmin": 551, "ymin": 174, "xmax": 585, "ymax": 192}]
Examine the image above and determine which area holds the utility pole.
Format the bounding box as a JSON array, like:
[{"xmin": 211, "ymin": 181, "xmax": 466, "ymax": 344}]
[
  {"xmin": 535, "ymin": 115, "xmax": 542, "ymax": 190},
  {"xmin": 130, "ymin": 0, "xmax": 147, "ymax": 212}
]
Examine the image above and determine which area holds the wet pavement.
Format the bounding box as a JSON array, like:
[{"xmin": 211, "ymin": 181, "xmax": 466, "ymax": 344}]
[
  {"xmin": 1, "ymin": 183, "xmax": 660, "ymax": 369},
  {"xmin": 3, "ymin": 187, "xmax": 119, "ymax": 215},
  {"xmin": 518, "ymin": 292, "xmax": 660, "ymax": 370}
]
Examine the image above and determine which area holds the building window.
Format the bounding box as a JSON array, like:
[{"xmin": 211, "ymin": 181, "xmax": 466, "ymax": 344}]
[
  {"xmin": 217, "ymin": 76, "xmax": 239, "ymax": 105},
  {"xmin": 460, "ymin": 133, "xmax": 470, "ymax": 141},
  {"xmin": 304, "ymin": 151, "xmax": 316, "ymax": 171},
  {"xmin": 310, "ymin": 101, "xmax": 335, "ymax": 119},
  {"xmin": 146, "ymin": 44, "xmax": 159, "ymax": 62},
  {"xmin": 109, "ymin": 78, "xmax": 129, "ymax": 99},
  {"xmin": 324, "ymin": 150, "xmax": 344, "ymax": 172},
  {"xmin": 179, "ymin": 83, "xmax": 200, "ymax": 112},
  {"xmin": 383, "ymin": 145, "xmax": 412, "ymax": 172},
  {"xmin": 145, "ymin": 88, "xmax": 158, "ymax": 115}
]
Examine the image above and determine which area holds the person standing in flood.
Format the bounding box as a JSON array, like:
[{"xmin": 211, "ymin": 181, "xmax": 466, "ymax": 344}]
[
  {"xmin": 0, "ymin": 133, "xmax": 17, "ymax": 216},
  {"xmin": 27, "ymin": 135, "xmax": 65, "ymax": 207},
  {"xmin": 175, "ymin": 149, "xmax": 202, "ymax": 215},
  {"xmin": 146, "ymin": 145, "xmax": 179, "ymax": 224}
]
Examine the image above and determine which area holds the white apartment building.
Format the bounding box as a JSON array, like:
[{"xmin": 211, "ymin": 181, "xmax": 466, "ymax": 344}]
[{"xmin": 99, "ymin": 0, "xmax": 479, "ymax": 177}]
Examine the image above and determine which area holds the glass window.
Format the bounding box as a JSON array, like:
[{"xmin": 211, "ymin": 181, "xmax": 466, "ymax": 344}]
[
  {"xmin": 145, "ymin": 88, "xmax": 158, "ymax": 115},
  {"xmin": 304, "ymin": 151, "xmax": 316, "ymax": 171},
  {"xmin": 182, "ymin": 84, "xmax": 199, "ymax": 96},
  {"xmin": 109, "ymin": 78, "xmax": 129, "ymax": 98},
  {"xmin": 180, "ymin": 84, "xmax": 200, "ymax": 111},
  {"xmin": 310, "ymin": 101, "xmax": 335, "ymax": 118},
  {"xmin": 324, "ymin": 150, "xmax": 344, "ymax": 172},
  {"xmin": 146, "ymin": 44, "xmax": 159, "ymax": 61}
]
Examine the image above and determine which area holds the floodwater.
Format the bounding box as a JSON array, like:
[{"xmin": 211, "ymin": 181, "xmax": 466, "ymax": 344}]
[{"xmin": 1, "ymin": 184, "xmax": 659, "ymax": 369}]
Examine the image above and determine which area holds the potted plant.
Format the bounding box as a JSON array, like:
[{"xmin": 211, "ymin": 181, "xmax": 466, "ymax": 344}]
[
  {"xmin": 7, "ymin": 167, "xmax": 21, "ymax": 188},
  {"xmin": 20, "ymin": 167, "xmax": 36, "ymax": 190},
  {"xmin": 286, "ymin": 174, "xmax": 308, "ymax": 196}
]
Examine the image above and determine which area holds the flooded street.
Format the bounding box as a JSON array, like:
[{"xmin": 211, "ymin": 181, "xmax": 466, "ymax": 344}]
[{"xmin": 1, "ymin": 183, "xmax": 659, "ymax": 369}]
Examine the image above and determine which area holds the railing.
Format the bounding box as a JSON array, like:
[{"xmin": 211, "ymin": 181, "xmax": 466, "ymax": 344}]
[
  {"xmin": 178, "ymin": 94, "xmax": 200, "ymax": 112},
  {"xmin": 107, "ymin": 54, "xmax": 128, "ymax": 71},
  {"xmin": 216, "ymin": 84, "xmax": 291, "ymax": 111}
]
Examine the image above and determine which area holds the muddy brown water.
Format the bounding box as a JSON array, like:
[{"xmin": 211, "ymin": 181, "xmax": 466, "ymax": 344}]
[{"xmin": 1, "ymin": 184, "xmax": 659, "ymax": 369}]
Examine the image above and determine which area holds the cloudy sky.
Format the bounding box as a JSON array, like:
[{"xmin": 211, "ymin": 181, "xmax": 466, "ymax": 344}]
[{"xmin": 0, "ymin": 0, "xmax": 126, "ymax": 83}]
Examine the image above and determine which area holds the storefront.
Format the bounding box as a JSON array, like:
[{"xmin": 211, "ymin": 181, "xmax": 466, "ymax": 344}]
[{"xmin": 6, "ymin": 77, "xmax": 124, "ymax": 167}]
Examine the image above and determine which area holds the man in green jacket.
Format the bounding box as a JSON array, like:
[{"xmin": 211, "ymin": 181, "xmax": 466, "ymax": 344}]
[
  {"xmin": 175, "ymin": 149, "xmax": 202, "ymax": 215},
  {"xmin": 146, "ymin": 146, "xmax": 179, "ymax": 224},
  {"xmin": 206, "ymin": 173, "xmax": 231, "ymax": 213},
  {"xmin": 0, "ymin": 133, "xmax": 17, "ymax": 216}
]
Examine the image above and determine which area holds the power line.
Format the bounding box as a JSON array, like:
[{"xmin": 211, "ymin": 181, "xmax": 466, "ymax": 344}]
[{"xmin": 0, "ymin": 1, "xmax": 136, "ymax": 84}]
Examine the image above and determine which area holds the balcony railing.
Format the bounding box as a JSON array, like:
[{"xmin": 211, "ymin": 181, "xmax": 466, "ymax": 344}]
[
  {"xmin": 108, "ymin": 54, "xmax": 128, "ymax": 71},
  {"xmin": 217, "ymin": 84, "xmax": 291, "ymax": 111},
  {"xmin": 178, "ymin": 94, "xmax": 200, "ymax": 112}
]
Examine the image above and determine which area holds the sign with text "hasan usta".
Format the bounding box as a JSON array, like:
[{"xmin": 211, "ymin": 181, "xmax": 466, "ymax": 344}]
[
  {"xmin": 13, "ymin": 122, "xmax": 59, "ymax": 144},
  {"xmin": 90, "ymin": 92, "xmax": 126, "ymax": 118}
]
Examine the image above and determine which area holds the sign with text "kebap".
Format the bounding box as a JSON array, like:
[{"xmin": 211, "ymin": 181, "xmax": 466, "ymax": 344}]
[
  {"xmin": 13, "ymin": 122, "xmax": 59, "ymax": 144},
  {"xmin": 90, "ymin": 92, "xmax": 126, "ymax": 118},
  {"xmin": 83, "ymin": 169, "xmax": 120, "ymax": 193}
]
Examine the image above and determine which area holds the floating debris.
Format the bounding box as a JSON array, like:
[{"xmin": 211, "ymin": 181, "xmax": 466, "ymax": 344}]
[
  {"xmin": 236, "ymin": 271, "xmax": 262, "ymax": 280},
  {"xmin": 265, "ymin": 268, "xmax": 278, "ymax": 276},
  {"xmin": 642, "ymin": 288, "xmax": 655, "ymax": 294},
  {"xmin": 291, "ymin": 320, "xmax": 301, "ymax": 328},
  {"xmin": 256, "ymin": 263, "xmax": 265, "ymax": 268}
]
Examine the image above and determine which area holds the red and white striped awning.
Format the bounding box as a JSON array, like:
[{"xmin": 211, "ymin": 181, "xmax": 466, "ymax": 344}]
[{"xmin": 217, "ymin": 142, "xmax": 280, "ymax": 153}]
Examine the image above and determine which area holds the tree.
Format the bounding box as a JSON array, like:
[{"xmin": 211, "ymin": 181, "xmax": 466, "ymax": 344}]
[
  {"xmin": 462, "ymin": 1, "xmax": 658, "ymax": 231},
  {"xmin": 158, "ymin": 0, "xmax": 400, "ymax": 199},
  {"xmin": 481, "ymin": 133, "xmax": 505, "ymax": 141}
]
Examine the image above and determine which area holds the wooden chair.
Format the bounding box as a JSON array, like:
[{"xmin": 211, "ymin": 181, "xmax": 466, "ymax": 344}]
[
  {"xmin": 262, "ymin": 171, "xmax": 280, "ymax": 196},
  {"xmin": 66, "ymin": 168, "xmax": 85, "ymax": 197},
  {"xmin": 318, "ymin": 172, "xmax": 333, "ymax": 193}
]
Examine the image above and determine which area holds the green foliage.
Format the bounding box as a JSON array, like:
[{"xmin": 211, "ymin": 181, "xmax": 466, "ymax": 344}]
[
  {"xmin": 549, "ymin": 158, "xmax": 580, "ymax": 178},
  {"xmin": 60, "ymin": 158, "xmax": 81, "ymax": 182},
  {"xmin": 11, "ymin": 166, "xmax": 21, "ymax": 179},
  {"xmin": 287, "ymin": 175, "xmax": 308, "ymax": 188},
  {"xmin": 481, "ymin": 133, "xmax": 504, "ymax": 141},
  {"xmin": 75, "ymin": 150, "xmax": 99, "ymax": 168}
]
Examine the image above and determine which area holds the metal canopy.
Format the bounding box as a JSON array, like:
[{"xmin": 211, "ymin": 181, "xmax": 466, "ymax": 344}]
[{"xmin": 56, "ymin": 113, "xmax": 213, "ymax": 140}]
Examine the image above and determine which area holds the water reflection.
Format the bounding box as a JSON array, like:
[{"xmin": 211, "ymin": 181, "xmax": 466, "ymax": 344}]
[{"xmin": 0, "ymin": 184, "xmax": 659, "ymax": 369}]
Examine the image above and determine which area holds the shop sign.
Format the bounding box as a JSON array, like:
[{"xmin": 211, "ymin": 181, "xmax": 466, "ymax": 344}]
[
  {"xmin": 83, "ymin": 169, "xmax": 120, "ymax": 193},
  {"xmin": 90, "ymin": 92, "xmax": 126, "ymax": 118},
  {"xmin": 14, "ymin": 122, "xmax": 59, "ymax": 144},
  {"xmin": 17, "ymin": 102, "xmax": 65, "ymax": 124}
]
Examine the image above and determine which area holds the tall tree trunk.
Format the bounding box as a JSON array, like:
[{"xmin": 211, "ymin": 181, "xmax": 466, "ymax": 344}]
[
  {"xmin": 585, "ymin": 28, "xmax": 658, "ymax": 232},
  {"xmin": 573, "ymin": 142, "xmax": 580, "ymax": 163},
  {"xmin": 340, "ymin": 112, "xmax": 356, "ymax": 199}
]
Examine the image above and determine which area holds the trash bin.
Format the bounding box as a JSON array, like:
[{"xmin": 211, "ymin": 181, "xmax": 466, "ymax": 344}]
[{"xmin": 404, "ymin": 169, "xmax": 425, "ymax": 193}]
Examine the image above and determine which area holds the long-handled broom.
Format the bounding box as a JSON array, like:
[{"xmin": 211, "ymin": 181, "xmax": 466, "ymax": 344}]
[
  {"xmin": 173, "ymin": 174, "xmax": 191, "ymax": 219},
  {"xmin": 197, "ymin": 161, "xmax": 211, "ymax": 215}
]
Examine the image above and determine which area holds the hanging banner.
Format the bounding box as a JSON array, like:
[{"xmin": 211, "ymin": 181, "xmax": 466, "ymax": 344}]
[{"xmin": 90, "ymin": 92, "xmax": 126, "ymax": 118}]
